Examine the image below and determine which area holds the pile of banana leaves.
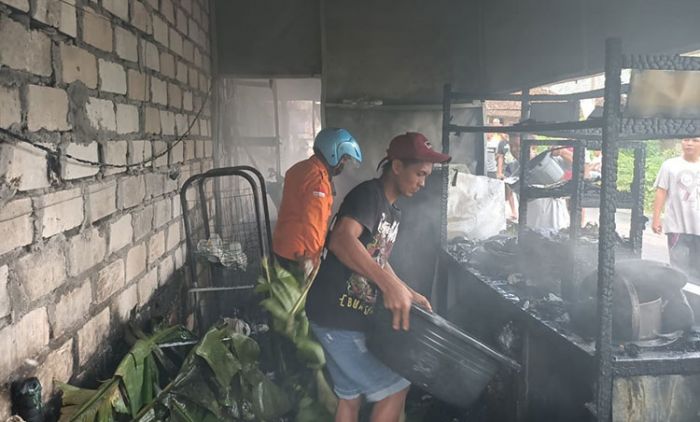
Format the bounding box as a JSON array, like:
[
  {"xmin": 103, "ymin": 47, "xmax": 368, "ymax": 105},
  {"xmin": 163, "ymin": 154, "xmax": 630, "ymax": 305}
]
[
  {"xmin": 57, "ymin": 260, "xmax": 334, "ymax": 421},
  {"xmin": 59, "ymin": 320, "xmax": 291, "ymax": 421}
]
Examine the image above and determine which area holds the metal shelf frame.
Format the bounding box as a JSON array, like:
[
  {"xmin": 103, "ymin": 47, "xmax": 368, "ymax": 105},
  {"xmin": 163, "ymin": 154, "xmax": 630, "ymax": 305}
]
[{"xmin": 441, "ymin": 38, "xmax": 700, "ymax": 421}]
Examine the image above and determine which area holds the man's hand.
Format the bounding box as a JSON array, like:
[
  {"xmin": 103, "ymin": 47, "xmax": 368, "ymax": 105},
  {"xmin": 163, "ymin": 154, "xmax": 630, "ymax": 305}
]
[
  {"xmin": 652, "ymin": 217, "xmax": 663, "ymax": 234},
  {"xmin": 410, "ymin": 290, "xmax": 432, "ymax": 313},
  {"xmin": 382, "ymin": 279, "xmax": 414, "ymax": 331}
]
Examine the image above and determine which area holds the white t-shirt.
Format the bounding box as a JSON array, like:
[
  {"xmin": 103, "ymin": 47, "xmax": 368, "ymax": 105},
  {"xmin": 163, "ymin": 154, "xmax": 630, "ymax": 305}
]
[
  {"xmin": 526, "ymin": 198, "xmax": 570, "ymax": 233},
  {"xmin": 654, "ymin": 156, "xmax": 700, "ymax": 235},
  {"xmin": 485, "ymin": 136, "xmax": 503, "ymax": 173}
]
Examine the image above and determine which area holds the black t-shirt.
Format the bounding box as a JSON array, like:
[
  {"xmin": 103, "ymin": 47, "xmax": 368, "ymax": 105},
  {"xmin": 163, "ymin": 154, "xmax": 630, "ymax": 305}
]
[{"xmin": 306, "ymin": 179, "xmax": 401, "ymax": 331}]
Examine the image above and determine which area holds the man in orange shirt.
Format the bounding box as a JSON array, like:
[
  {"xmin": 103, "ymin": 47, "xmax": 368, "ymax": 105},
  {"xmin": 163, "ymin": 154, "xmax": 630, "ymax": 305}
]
[{"xmin": 273, "ymin": 128, "xmax": 362, "ymax": 277}]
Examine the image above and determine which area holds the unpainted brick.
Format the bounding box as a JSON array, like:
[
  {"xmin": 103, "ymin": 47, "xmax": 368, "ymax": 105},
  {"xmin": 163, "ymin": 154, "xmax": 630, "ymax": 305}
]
[
  {"xmin": 166, "ymin": 222, "xmax": 180, "ymax": 251},
  {"xmin": 115, "ymin": 284, "xmax": 138, "ymax": 322},
  {"xmin": 151, "ymin": 76, "xmax": 167, "ymax": 105},
  {"xmin": 144, "ymin": 107, "xmax": 161, "ymax": 134},
  {"xmin": 142, "ymin": 40, "xmax": 160, "ymax": 71},
  {"xmin": 82, "ymin": 8, "xmax": 113, "ymax": 52},
  {"xmin": 126, "ymin": 243, "xmax": 147, "ymax": 282},
  {"xmin": 0, "ymin": 308, "xmax": 49, "ymax": 380},
  {"xmin": 0, "ymin": 16, "xmax": 51, "ymax": 76},
  {"xmin": 127, "ymin": 69, "xmax": 148, "ymax": 101},
  {"xmin": 116, "ymin": 103, "xmax": 139, "ymax": 134},
  {"xmin": 115, "ymin": 27, "xmax": 138, "ymax": 62},
  {"xmin": 147, "ymin": 230, "xmax": 165, "ymax": 265},
  {"xmin": 33, "ymin": 0, "xmax": 76, "ymax": 37},
  {"xmin": 160, "ymin": 110, "xmax": 176, "ymax": 135},
  {"xmin": 153, "ymin": 15, "xmax": 168, "ymax": 46},
  {"xmin": 67, "ymin": 227, "xmax": 107, "ymax": 277},
  {"xmin": 131, "ymin": 0, "xmax": 152, "ymax": 34},
  {"xmin": 0, "ymin": 266, "xmax": 9, "ymax": 318},
  {"xmin": 103, "ymin": 0, "xmax": 128, "ymax": 20},
  {"xmin": 182, "ymin": 39, "xmax": 194, "ymax": 62},
  {"xmin": 77, "ymin": 308, "xmax": 110, "ymax": 366},
  {"xmin": 117, "ymin": 175, "xmax": 146, "ymax": 209},
  {"xmin": 15, "ymin": 241, "xmax": 66, "ymax": 301},
  {"xmin": 98, "ymin": 59, "xmax": 127, "ymax": 94},
  {"xmin": 160, "ymin": 0, "xmax": 174, "ymax": 23},
  {"xmin": 0, "ymin": 85, "xmax": 21, "ymax": 129},
  {"xmin": 129, "ymin": 140, "xmax": 153, "ymax": 166},
  {"xmin": 153, "ymin": 198, "xmax": 171, "ymax": 228},
  {"xmin": 168, "ymin": 83, "xmax": 182, "ymax": 109},
  {"xmin": 176, "ymin": 7, "xmax": 188, "ymax": 33},
  {"xmin": 137, "ymin": 268, "xmax": 158, "ymax": 306},
  {"xmin": 158, "ymin": 255, "xmax": 174, "ymax": 284},
  {"xmin": 88, "ymin": 181, "xmax": 117, "ymax": 223},
  {"xmin": 85, "ymin": 97, "xmax": 117, "ymax": 132},
  {"xmin": 109, "ymin": 214, "xmax": 133, "ymax": 253},
  {"xmin": 51, "ymin": 282, "xmax": 91, "ymax": 338},
  {"xmin": 132, "ymin": 205, "xmax": 153, "ymax": 241},
  {"xmin": 176, "ymin": 61, "xmax": 188, "ymax": 84},
  {"xmin": 0, "ymin": 0, "xmax": 29, "ymax": 11},
  {"xmin": 96, "ymin": 258, "xmax": 125, "ymax": 303},
  {"xmin": 182, "ymin": 90, "xmax": 193, "ymax": 111},
  {"xmin": 60, "ymin": 44, "xmax": 98, "ymax": 89},
  {"xmin": 160, "ymin": 52, "xmax": 175, "ymax": 79},
  {"xmin": 183, "ymin": 139, "xmax": 195, "ymax": 161},
  {"xmin": 62, "ymin": 142, "xmax": 100, "ymax": 180},
  {"xmin": 169, "ymin": 28, "xmax": 183, "ymax": 55},
  {"xmin": 144, "ymin": 172, "xmax": 165, "ymax": 198},
  {"xmin": 169, "ymin": 139, "xmax": 184, "ymax": 163},
  {"xmin": 0, "ymin": 142, "xmax": 49, "ymax": 191},
  {"xmin": 27, "ymin": 85, "xmax": 71, "ymax": 132},
  {"xmin": 37, "ymin": 187, "xmax": 83, "ymax": 238},
  {"xmin": 35, "ymin": 339, "xmax": 73, "ymax": 402},
  {"xmin": 0, "ymin": 197, "xmax": 32, "ymax": 255},
  {"xmin": 102, "ymin": 140, "xmax": 128, "ymax": 175},
  {"xmin": 153, "ymin": 140, "xmax": 168, "ymax": 167}
]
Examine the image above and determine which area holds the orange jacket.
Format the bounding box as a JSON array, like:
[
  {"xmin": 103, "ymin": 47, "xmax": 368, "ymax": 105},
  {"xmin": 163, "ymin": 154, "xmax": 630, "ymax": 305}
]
[{"xmin": 272, "ymin": 155, "xmax": 333, "ymax": 261}]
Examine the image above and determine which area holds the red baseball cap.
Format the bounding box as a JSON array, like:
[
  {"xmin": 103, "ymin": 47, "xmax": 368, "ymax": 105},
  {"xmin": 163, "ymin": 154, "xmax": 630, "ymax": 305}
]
[{"xmin": 378, "ymin": 132, "xmax": 451, "ymax": 170}]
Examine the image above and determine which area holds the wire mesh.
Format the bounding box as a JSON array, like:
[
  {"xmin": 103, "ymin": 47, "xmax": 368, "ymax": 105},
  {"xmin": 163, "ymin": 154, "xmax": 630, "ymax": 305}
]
[{"xmin": 181, "ymin": 169, "xmax": 271, "ymax": 330}]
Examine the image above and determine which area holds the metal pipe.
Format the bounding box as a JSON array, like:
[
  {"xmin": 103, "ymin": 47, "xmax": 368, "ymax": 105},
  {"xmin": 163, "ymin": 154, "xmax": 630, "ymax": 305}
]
[{"xmin": 595, "ymin": 37, "xmax": 623, "ymax": 422}]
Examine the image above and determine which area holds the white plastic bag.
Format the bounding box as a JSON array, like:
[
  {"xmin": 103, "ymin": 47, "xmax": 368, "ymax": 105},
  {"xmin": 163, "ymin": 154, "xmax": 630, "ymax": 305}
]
[{"xmin": 447, "ymin": 172, "xmax": 506, "ymax": 241}]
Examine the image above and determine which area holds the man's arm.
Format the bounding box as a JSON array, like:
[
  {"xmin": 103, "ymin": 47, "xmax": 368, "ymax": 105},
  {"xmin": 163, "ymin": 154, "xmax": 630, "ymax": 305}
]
[
  {"xmin": 328, "ymin": 217, "xmax": 414, "ymax": 330},
  {"xmin": 652, "ymin": 187, "xmax": 667, "ymax": 234}
]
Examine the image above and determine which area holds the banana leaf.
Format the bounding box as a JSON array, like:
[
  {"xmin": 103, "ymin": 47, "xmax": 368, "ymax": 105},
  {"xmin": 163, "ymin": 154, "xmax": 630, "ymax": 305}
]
[
  {"xmin": 58, "ymin": 379, "xmax": 128, "ymax": 422},
  {"xmin": 193, "ymin": 326, "xmax": 242, "ymax": 391}
]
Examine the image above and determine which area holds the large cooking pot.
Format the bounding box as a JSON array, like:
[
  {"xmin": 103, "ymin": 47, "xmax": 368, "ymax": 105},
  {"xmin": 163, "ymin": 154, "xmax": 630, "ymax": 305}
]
[{"xmin": 366, "ymin": 304, "xmax": 520, "ymax": 408}]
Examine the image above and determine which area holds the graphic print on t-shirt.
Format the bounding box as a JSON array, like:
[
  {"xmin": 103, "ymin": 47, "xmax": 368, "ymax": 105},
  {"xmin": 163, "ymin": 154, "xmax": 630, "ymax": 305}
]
[
  {"xmin": 339, "ymin": 212, "xmax": 400, "ymax": 315},
  {"xmin": 677, "ymin": 168, "xmax": 700, "ymax": 211}
]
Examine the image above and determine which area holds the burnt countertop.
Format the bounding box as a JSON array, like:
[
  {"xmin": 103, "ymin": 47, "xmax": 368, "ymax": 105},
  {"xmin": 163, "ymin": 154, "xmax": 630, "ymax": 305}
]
[{"xmin": 443, "ymin": 244, "xmax": 700, "ymax": 377}]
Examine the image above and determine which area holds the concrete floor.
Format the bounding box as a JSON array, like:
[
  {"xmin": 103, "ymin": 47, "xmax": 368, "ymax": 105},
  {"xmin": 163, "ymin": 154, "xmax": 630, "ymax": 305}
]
[{"xmin": 583, "ymin": 208, "xmax": 669, "ymax": 263}]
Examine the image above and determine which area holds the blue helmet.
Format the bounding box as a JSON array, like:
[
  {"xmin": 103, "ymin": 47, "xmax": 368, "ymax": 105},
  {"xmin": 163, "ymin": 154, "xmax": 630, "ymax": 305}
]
[{"xmin": 313, "ymin": 128, "xmax": 362, "ymax": 167}]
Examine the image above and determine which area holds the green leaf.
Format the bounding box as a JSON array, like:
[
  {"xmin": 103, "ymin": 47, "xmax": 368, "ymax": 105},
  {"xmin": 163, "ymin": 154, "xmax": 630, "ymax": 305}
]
[
  {"xmin": 194, "ymin": 326, "xmax": 242, "ymax": 390},
  {"xmin": 230, "ymin": 333, "xmax": 260, "ymax": 368},
  {"xmin": 260, "ymin": 297, "xmax": 288, "ymax": 321},
  {"xmin": 59, "ymin": 378, "xmax": 128, "ymax": 422},
  {"xmin": 295, "ymin": 338, "xmax": 326, "ymax": 368},
  {"xmin": 250, "ymin": 372, "xmax": 292, "ymax": 421}
]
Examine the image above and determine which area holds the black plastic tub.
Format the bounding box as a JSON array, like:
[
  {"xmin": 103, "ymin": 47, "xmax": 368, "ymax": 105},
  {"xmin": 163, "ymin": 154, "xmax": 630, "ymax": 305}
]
[{"xmin": 366, "ymin": 304, "xmax": 520, "ymax": 408}]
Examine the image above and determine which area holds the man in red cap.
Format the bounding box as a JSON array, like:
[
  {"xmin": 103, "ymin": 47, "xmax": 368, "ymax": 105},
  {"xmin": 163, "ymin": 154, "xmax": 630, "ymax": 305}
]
[{"xmin": 305, "ymin": 132, "xmax": 451, "ymax": 422}]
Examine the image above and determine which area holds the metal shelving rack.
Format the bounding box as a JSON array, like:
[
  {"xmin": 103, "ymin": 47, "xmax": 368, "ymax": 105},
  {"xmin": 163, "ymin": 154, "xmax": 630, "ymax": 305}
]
[{"xmin": 440, "ymin": 38, "xmax": 700, "ymax": 421}]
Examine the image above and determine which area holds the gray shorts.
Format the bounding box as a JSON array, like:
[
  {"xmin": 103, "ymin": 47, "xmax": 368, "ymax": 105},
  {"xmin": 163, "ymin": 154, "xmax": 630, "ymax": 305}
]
[
  {"xmin": 310, "ymin": 323, "xmax": 410, "ymax": 402},
  {"xmin": 668, "ymin": 233, "xmax": 700, "ymax": 281}
]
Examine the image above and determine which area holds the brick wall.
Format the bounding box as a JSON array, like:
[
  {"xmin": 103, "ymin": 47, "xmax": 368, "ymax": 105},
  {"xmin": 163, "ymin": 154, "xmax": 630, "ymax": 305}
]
[{"xmin": 0, "ymin": 0, "xmax": 213, "ymax": 416}]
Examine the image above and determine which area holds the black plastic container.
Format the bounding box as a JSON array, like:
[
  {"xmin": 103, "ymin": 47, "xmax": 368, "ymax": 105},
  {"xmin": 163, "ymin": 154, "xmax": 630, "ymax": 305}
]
[{"xmin": 366, "ymin": 304, "xmax": 520, "ymax": 408}]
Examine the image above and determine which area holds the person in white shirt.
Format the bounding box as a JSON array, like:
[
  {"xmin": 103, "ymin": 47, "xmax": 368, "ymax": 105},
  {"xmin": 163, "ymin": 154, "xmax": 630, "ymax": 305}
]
[{"xmin": 652, "ymin": 138, "xmax": 700, "ymax": 281}]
